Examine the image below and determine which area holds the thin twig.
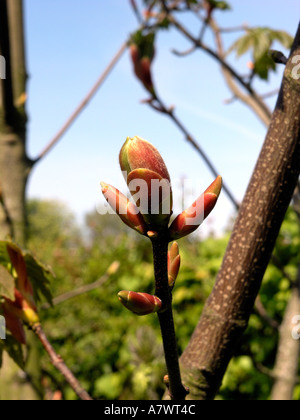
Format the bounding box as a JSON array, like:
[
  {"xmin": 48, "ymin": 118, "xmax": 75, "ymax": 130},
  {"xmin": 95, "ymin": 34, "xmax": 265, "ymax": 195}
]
[
  {"xmin": 209, "ymin": 17, "xmax": 271, "ymax": 127},
  {"xmin": 129, "ymin": 0, "xmax": 143, "ymax": 24},
  {"xmin": 254, "ymin": 295, "xmax": 280, "ymax": 330},
  {"xmin": 162, "ymin": 10, "xmax": 272, "ymax": 124},
  {"xmin": 32, "ymin": 323, "xmax": 93, "ymax": 401},
  {"xmin": 149, "ymin": 95, "xmax": 240, "ymax": 210},
  {"xmin": 34, "ymin": 41, "xmax": 128, "ymax": 165},
  {"xmin": 41, "ymin": 261, "xmax": 120, "ymax": 310}
]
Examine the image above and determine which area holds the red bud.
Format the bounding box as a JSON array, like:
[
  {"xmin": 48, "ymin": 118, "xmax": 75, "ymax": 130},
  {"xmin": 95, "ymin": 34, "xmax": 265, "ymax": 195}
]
[
  {"xmin": 169, "ymin": 176, "xmax": 222, "ymax": 240},
  {"xmin": 120, "ymin": 136, "xmax": 171, "ymax": 182},
  {"xmin": 101, "ymin": 182, "xmax": 147, "ymax": 235},
  {"xmin": 118, "ymin": 291, "xmax": 162, "ymax": 315},
  {"xmin": 119, "ymin": 137, "xmax": 173, "ymax": 230},
  {"xmin": 168, "ymin": 242, "xmax": 181, "ymax": 288}
]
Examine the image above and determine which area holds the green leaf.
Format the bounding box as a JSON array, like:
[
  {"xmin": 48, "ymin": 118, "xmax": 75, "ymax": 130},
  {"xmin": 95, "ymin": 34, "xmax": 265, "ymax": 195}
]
[
  {"xmin": 254, "ymin": 53, "xmax": 276, "ymax": 80},
  {"xmin": 0, "ymin": 333, "xmax": 25, "ymax": 370},
  {"xmin": 0, "ymin": 241, "xmax": 10, "ymax": 267},
  {"xmin": 207, "ymin": 0, "xmax": 231, "ymax": 10},
  {"xmin": 130, "ymin": 30, "xmax": 155, "ymax": 60},
  {"xmin": 0, "ymin": 265, "xmax": 15, "ymax": 300},
  {"xmin": 270, "ymin": 29, "xmax": 293, "ymax": 49},
  {"xmin": 23, "ymin": 251, "xmax": 54, "ymax": 306},
  {"xmin": 228, "ymin": 26, "xmax": 293, "ymax": 80},
  {"xmin": 228, "ymin": 31, "xmax": 254, "ymax": 57}
]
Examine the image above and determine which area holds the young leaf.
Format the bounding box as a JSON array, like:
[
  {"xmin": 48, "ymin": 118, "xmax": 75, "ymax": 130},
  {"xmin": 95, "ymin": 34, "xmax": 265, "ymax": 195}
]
[
  {"xmin": 23, "ymin": 252, "xmax": 53, "ymax": 306},
  {"xmin": 228, "ymin": 26, "xmax": 293, "ymax": 80},
  {"xmin": 206, "ymin": 0, "xmax": 231, "ymax": 10},
  {"xmin": 0, "ymin": 265, "xmax": 15, "ymax": 300},
  {"xmin": 0, "ymin": 240, "xmax": 53, "ymax": 306}
]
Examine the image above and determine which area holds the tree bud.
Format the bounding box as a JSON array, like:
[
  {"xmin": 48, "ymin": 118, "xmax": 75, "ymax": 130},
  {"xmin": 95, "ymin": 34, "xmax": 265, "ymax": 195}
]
[
  {"xmin": 118, "ymin": 290, "xmax": 162, "ymax": 315},
  {"xmin": 169, "ymin": 176, "xmax": 222, "ymax": 240}
]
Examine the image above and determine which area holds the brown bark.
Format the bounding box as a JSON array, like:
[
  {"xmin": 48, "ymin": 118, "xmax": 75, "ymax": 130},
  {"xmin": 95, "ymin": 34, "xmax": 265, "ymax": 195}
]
[
  {"xmin": 0, "ymin": 0, "xmax": 31, "ymax": 245},
  {"xmin": 271, "ymin": 282, "xmax": 300, "ymax": 400},
  {"xmin": 179, "ymin": 22, "xmax": 300, "ymax": 400},
  {"xmin": 0, "ymin": 0, "xmax": 38, "ymax": 400}
]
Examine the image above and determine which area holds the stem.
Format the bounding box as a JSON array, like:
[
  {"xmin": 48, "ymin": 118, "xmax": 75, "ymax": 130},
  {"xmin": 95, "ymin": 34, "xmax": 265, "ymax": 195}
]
[
  {"xmin": 32, "ymin": 323, "xmax": 93, "ymax": 401},
  {"xmin": 151, "ymin": 238, "xmax": 188, "ymax": 400}
]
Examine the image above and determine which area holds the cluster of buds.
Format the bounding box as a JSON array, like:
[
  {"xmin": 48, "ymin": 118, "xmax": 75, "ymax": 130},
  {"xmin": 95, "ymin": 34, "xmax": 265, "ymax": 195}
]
[
  {"xmin": 130, "ymin": 30, "xmax": 156, "ymax": 95},
  {"xmin": 1, "ymin": 244, "xmax": 39, "ymax": 344},
  {"xmin": 101, "ymin": 136, "xmax": 222, "ymax": 316}
]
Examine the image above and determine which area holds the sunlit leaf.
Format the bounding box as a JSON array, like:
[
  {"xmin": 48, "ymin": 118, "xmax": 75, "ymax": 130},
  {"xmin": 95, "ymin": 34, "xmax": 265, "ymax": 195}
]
[{"xmin": 228, "ymin": 26, "xmax": 293, "ymax": 80}]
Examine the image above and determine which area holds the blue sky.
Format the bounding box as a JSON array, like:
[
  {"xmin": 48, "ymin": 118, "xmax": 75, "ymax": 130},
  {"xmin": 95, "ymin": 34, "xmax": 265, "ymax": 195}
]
[{"xmin": 24, "ymin": 0, "xmax": 299, "ymax": 234}]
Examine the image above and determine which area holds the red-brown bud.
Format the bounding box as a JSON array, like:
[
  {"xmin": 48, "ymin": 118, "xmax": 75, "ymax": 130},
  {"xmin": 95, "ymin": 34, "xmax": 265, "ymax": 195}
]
[
  {"xmin": 118, "ymin": 291, "xmax": 162, "ymax": 315},
  {"xmin": 169, "ymin": 176, "xmax": 222, "ymax": 240},
  {"xmin": 119, "ymin": 137, "xmax": 173, "ymax": 230},
  {"xmin": 129, "ymin": 30, "xmax": 156, "ymax": 94},
  {"xmin": 168, "ymin": 242, "xmax": 181, "ymax": 288},
  {"xmin": 119, "ymin": 136, "xmax": 170, "ymax": 182},
  {"xmin": 101, "ymin": 182, "xmax": 147, "ymax": 235}
]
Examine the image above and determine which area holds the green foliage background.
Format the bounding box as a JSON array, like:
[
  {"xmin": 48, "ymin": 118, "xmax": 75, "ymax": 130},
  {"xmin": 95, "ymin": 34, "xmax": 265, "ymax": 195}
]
[{"xmin": 20, "ymin": 199, "xmax": 299, "ymax": 400}]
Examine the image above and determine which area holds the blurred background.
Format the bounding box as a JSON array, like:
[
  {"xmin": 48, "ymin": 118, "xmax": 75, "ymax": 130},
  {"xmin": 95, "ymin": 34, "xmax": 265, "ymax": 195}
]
[{"xmin": 1, "ymin": 0, "xmax": 299, "ymax": 400}]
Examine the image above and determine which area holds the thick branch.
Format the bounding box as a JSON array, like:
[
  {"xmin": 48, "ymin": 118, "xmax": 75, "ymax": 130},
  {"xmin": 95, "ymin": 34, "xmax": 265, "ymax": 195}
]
[
  {"xmin": 7, "ymin": 0, "xmax": 27, "ymax": 107},
  {"xmin": 0, "ymin": 0, "xmax": 15, "ymax": 124},
  {"xmin": 270, "ymin": 280, "xmax": 300, "ymax": 400},
  {"xmin": 179, "ymin": 22, "xmax": 300, "ymax": 400}
]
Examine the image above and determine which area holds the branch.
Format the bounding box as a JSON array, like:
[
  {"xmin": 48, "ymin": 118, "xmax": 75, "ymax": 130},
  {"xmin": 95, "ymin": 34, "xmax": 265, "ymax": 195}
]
[
  {"xmin": 41, "ymin": 261, "xmax": 120, "ymax": 310},
  {"xmin": 179, "ymin": 21, "xmax": 300, "ymax": 400},
  {"xmin": 164, "ymin": 12, "xmax": 272, "ymax": 125},
  {"xmin": 6, "ymin": 0, "xmax": 28, "ymax": 107},
  {"xmin": 32, "ymin": 323, "xmax": 93, "ymax": 400},
  {"xmin": 270, "ymin": 280, "xmax": 300, "ymax": 400},
  {"xmin": 33, "ymin": 41, "xmax": 128, "ymax": 165},
  {"xmin": 209, "ymin": 17, "xmax": 271, "ymax": 127},
  {"xmin": 254, "ymin": 295, "xmax": 279, "ymax": 330},
  {"xmin": 148, "ymin": 95, "xmax": 240, "ymax": 210}
]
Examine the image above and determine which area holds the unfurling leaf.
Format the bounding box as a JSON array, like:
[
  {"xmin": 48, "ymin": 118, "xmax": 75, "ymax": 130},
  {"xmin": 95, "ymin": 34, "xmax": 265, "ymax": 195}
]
[{"xmin": 228, "ymin": 27, "xmax": 293, "ymax": 80}]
